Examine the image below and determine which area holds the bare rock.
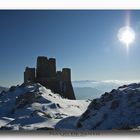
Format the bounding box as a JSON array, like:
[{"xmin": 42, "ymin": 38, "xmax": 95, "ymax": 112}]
[
  {"xmin": 15, "ymin": 92, "xmax": 37, "ymax": 109},
  {"xmin": 101, "ymin": 92, "xmax": 113, "ymax": 102},
  {"xmin": 89, "ymin": 99, "xmax": 104, "ymax": 110},
  {"xmin": 110, "ymin": 100, "xmax": 119, "ymax": 110},
  {"xmin": 9, "ymin": 86, "xmax": 16, "ymax": 92}
]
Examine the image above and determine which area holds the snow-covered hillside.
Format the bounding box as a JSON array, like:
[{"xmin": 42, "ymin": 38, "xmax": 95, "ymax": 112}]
[
  {"xmin": 76, "ymin": 83, "xmax": 140, "ymax": 130},
  {"xmin": 1, "ymin": 82, "xmax": 140, "ymax": 131},
  {"xmin": 0, "ymin": 83, "xmax": 90, "ymax": 130}
]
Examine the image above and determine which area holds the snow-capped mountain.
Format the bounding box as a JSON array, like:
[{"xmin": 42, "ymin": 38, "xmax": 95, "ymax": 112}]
[
  {"xmin": 1, "ymin": 81, "xmax": 140, "ymax": 131},
  {"xmin": 0, "ymin": 83, "xmax": 90, "ymax": 130},
  {"xmin": 76, "ymin": 83, "xmax": 140, "ymax": 130}
]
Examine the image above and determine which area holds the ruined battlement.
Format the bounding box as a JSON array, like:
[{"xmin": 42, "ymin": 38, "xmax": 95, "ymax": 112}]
[
  {"xmin": 62, "ymin": 68, "xmax": 71, "ymax": 81},
  {"xmin": 24, "ymin": 67, "xmax": 35, "ymax": 83},
  {"xmin": 24, "ymin": 56, "xmax": 76, "ymax": 100}
]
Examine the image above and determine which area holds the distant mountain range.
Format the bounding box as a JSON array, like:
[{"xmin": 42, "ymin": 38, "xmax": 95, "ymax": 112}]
[
  {"xmin": 74, "ymin": 87, "xmax": 102, "ymax": 100},
  {"xmin": 72, "ymin": 80, "xmax": 138, "ymax": 99}
]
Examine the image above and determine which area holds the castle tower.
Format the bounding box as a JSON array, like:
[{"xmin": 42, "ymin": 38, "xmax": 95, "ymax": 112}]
[
  {"xmin": 24, "ymin": 67, "xmax": 35, "ymax": 83},
  {"xmin": 61, "ymin": 68, "xmax": 71, "ymax": 81},
  {"xmin": 49, "ymin": 58, "xmax": 56, "ymax": 77},
  {"xmin": 61, "ymin": 68, "xmax": 76, "ymax": 100},
  {"xmin": 23, "ymin": 56, "xmax": 76, "ymax": 100},
  {"xmin": 36, "ymin": 56, "xmax": 50, "ymax": 78}
]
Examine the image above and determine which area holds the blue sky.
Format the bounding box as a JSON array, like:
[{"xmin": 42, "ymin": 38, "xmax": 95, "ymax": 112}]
[{"xmin": 1, "ymin": 10, "xmax": 140, "ymax": 87}]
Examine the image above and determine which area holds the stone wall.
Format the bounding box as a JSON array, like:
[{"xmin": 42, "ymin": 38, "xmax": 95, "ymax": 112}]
[
  {"xmin": 36, "ymin": 56, "xmax": 50, "ymax": 78},
  {"xmin": 48, "ymin": 58, "xmax": 56, "ymax": 77},
  {"xmin": 24, "ymin": 67, "xmax": 35, "ymax": 83},
  {"xmin": 24, "ymin": 56, "xmax": 76, "ymax": 100}
]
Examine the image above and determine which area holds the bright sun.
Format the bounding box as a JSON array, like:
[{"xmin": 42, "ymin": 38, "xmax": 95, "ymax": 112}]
[{"xmin": 118, "ymin": 26, "xmax": 135, "ymax": 48}]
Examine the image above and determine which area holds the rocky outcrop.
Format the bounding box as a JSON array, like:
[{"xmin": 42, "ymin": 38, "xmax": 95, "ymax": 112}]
[
  {"xmin": 110, "ymin": 100, "xmax": 119, "ymax": 110},
  {"xmin": 15, "ymin": 92, "xmax": 41, "ymax": 109},
  {"xmin": 0, "ymin": 82, "xmax": 89, "ymax": 130},
  {"xmin": 76, "ymin": 83, "xmax": 140, "ymax": 130}
]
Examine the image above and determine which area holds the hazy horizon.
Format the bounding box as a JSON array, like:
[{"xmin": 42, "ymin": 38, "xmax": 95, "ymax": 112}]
[{"xmin": 1, "ymin": 79, "xmax": 140, "ymax": 88}]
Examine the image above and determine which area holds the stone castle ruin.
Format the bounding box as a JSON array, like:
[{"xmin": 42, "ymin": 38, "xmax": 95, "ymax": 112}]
[{"xmin": 24, "ymin": 56, "xmax": 76, "ymax": 100}]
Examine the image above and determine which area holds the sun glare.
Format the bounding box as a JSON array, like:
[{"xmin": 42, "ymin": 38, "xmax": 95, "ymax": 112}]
[{"xmin": 118, "ymin": 26, "xmax": 135, "ymax": 48}]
